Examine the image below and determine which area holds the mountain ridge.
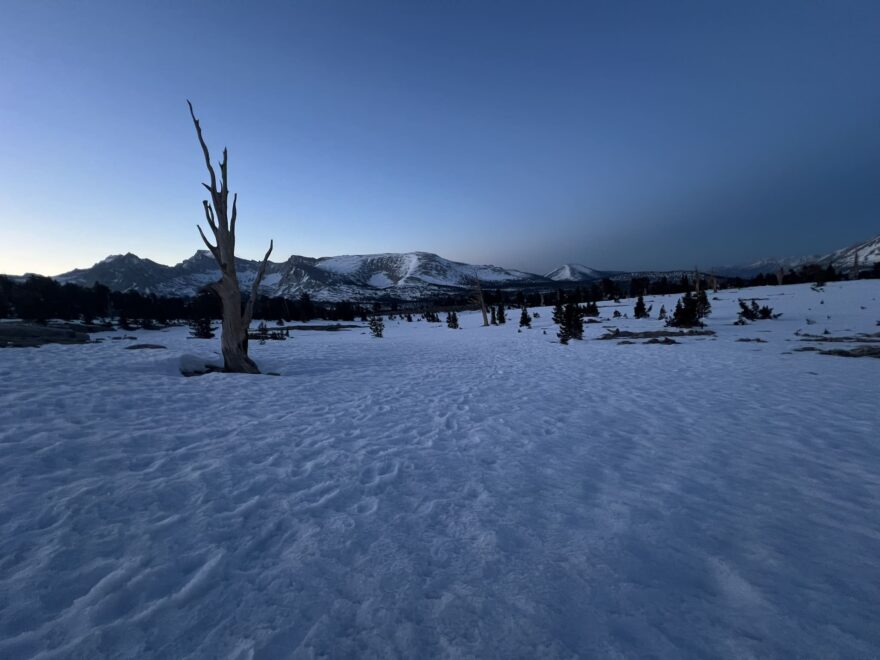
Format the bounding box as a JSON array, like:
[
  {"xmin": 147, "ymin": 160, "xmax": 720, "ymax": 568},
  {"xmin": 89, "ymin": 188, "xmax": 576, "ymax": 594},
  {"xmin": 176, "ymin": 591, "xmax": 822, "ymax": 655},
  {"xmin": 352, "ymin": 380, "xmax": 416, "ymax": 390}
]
[{"xmin": 18, "ymin": 232, "xmax": 880, "ymax": 301}]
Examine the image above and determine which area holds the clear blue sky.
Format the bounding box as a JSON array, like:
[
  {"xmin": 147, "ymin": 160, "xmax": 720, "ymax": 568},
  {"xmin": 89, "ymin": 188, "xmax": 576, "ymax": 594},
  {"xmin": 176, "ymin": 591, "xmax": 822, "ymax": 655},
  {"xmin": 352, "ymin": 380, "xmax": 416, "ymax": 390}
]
[{"xmin": 2, "ymin": 0, "xmax": 878, "ymax": 276}]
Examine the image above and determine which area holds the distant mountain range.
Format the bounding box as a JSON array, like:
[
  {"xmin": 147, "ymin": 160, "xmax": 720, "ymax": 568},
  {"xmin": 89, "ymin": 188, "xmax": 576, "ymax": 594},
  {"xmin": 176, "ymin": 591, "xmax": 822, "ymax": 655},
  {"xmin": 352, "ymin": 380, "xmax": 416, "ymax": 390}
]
[
  {"xmin": 54, "ymin": 251, "xmax": 549, "ymax": 302},
  {"xmin": 12, "ymin": 233, "xmax": 878, "ymax": 302}
]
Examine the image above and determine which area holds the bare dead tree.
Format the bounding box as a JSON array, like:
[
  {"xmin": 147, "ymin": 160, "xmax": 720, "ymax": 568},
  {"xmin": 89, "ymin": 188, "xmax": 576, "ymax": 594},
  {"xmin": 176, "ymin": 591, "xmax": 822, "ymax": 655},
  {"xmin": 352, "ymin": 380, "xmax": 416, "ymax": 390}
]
[
  {"xmin": 852, "ymin": 252, "xmax": 860, "ymax": 280},
  {"xmin": 775, "ymin": 267, "xmax": 784, "ymax": 286},
  {"xmin": 470, "ymin": 269, "xmax": 489, "ymax": 326},
  {"xmin": 188, "ymin": 101, "xmax": 273, "ymax": 374},
  {"xmin": 693, "ymin": 266, "xmax": 700, "ymax": 294}
]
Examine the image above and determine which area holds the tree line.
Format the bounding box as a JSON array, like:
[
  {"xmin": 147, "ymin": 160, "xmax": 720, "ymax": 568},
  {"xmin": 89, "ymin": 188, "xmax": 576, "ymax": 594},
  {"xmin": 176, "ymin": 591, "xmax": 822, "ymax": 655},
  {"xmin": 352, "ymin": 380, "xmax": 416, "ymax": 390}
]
[
  {"xmin": 0, "ymin": 275, "xmax": 371, "ymax": 325},
  {"xmin": 2, "ymin": 260, "xmax": 876, "ymax": 326}
]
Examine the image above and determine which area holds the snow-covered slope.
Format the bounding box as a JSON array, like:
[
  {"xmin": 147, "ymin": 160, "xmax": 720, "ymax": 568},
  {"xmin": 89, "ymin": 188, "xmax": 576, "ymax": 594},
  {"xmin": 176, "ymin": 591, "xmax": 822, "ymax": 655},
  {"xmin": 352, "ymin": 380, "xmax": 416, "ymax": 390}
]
[
  {"xmin": 544, "ymin": 263, "xmax": 604, "ymax": 281},
  {"xmin": 1, "ymin": 280, "xmax": 878, "ymax": 658},
  {"xmin": 55, "ymin": 251, "xmax": 550, "ymax": 302},
  {"xmin": 825, "ymin": 233, "xmax": 880, "ymax": 271}
]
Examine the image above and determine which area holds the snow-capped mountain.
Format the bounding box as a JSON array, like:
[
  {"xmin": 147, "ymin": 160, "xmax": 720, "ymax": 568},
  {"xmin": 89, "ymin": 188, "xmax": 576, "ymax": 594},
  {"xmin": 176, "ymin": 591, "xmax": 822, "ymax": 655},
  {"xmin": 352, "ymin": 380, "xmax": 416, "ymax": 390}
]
[
  {"xmin": 713, "ymin": 233, "xmax": 880, "ymax": 278},
  {"xmin": 41, "ymin": 232, "xmax": 880, "ymax": 301},
  {"xmin": 56, "ymin": 251, "xmax": 551, "ymax": 302},
  {"xmin": 712, "ymin": 255, "xmax": 822, "ymax": 278},
  {"xmin": 56, "ymin": 253, "xmax": 175, "ymax": 292},
  {"xmin": 824, "ymin": 234, "xmax": 880, "ymax": 272},
  {"xmin": 544, "ymin": 263, "xmax": 605, "ymax": 282}
]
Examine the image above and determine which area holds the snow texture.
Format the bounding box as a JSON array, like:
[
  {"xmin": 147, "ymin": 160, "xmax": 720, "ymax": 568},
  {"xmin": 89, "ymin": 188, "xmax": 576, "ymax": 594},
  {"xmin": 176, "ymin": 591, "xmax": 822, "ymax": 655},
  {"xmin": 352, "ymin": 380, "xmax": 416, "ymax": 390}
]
[{"xmin": 1, "ymin": 281, "xmax": 879, "ymax": 658}]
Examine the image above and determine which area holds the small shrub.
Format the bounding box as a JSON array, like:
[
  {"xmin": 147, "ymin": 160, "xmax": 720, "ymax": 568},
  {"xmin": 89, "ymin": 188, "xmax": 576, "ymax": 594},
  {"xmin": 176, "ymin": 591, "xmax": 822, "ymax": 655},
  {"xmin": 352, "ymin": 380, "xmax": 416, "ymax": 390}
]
[{"xmin": 737, "ymin": 299, "xmax": 779, "ymax": 322}]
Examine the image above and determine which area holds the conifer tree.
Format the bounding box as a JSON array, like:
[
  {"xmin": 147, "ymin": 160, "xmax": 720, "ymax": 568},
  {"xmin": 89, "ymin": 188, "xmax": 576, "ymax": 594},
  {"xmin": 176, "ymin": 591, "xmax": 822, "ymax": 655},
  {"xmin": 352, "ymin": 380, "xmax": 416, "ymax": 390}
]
[
  {"xmin": 557, "ymin": 318, "xmax": 571, "ymax": 344},
  {"xmin": 519, "ymin": 306, "xmax": 531, "ymax": 327},
  {"xmin": 634, "ymin": 295, "xmax": 649, "ymax": 319},
  {"xmin": 368, "ymin": 315, "xmax": 384, "ymax": 338},
  {"xmin": 552, "ymin": 299, "xmax": 565, "ymax": 325},
  {"xmin": 658, "ymin": 304, "xmax": 667, "ymax": 320},
  {"xmin": 695, "ymin": 290, "xmax": 711, "ymax": 319},
  {"xmin": 557, "ymin": 302, "xmax": 583, "ymax": 343},
  {"xmin": 189, "ymin": 317, "xmax": 215, "ymax": 339},
  {"xmin": 666, "ymin": 292, "xmax": 702, "ymax": 328}
]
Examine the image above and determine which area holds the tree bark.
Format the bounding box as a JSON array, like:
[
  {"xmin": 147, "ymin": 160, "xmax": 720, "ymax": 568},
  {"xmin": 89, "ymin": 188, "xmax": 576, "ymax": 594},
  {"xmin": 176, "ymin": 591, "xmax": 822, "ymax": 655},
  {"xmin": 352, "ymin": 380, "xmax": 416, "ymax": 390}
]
[{"xmin": 188, "ymin": 101, "xmax": 273, "ymax": 374}]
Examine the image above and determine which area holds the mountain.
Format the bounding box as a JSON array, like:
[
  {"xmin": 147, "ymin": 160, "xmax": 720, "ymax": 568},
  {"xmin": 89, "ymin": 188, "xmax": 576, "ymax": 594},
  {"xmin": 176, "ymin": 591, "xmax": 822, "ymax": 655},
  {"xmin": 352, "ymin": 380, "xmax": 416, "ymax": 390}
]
[
  {"xmin": 712, "ymin": 255, "xmax": 821, "ymax": 278},
  {"xmin": 713, "ymin": 233, "xmax": 880, "ymax": 278},
  {"xmin": 544, "ymin": 264, "xmax": 605, "ymax": 282},
  {"xmin": 824, "ymin": 234, "xmax": 880, "ymax": 272},
  {"xmin": 55, "ymin": 251, "xmax": 551, "ymax": 302},
  {"xmin": 56, "ymin": 253, "xmax": 175, "ymax": 292},
  {"xmin": 38, "ymin": 232, "xmax": 880, "ymax": 301}
]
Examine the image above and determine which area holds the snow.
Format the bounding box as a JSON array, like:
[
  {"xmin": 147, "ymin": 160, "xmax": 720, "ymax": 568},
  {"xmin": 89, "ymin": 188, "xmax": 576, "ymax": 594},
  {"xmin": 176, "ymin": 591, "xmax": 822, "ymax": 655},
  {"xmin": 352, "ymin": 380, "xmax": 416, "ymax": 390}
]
[
  {"xmin": 545, "ymin": 263, "xmax": 603, "ymax": 281},
  {"xmin": 1, "ymin": 281, "xmax": 879, "ymax": 658},
  {"xmin": 367, "ymin": 273, "xmax": 393, "ymax": 288}
]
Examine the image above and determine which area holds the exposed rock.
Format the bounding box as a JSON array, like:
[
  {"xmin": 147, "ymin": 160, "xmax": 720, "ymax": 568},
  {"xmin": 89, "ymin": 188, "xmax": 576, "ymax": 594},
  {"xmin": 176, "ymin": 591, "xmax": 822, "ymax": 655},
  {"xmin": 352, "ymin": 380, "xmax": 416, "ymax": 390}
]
[
  {"xmin": 818, "ymin": 346, "xmax": 880, "ymax": 359},
  {"xmin": 598, "ymin": 328, "xmax": 714, "ymax": 341}
]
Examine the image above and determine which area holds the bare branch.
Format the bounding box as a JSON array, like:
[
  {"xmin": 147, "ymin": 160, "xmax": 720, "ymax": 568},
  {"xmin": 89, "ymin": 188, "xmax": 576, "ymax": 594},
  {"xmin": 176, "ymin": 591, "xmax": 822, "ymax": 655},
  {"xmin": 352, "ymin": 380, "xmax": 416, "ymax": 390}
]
[
  {"xmin": 242, "ymin": 239, "xmax": 274, "ymax": 328},
  {"xmin": 230, "ymin": 193, "xmax": 238, "ymax": 239},
  {"xmin": 188, "ymin": 100, "xmax": 218, "ymax": 194},
  {"xmin": 197, "ymin": 225, "xmax": 220, "ymax": 260},
  {"xmin": 220, "ymin": 148, "xmax": 228, "ymax": 196},
  {"xmin": 202, "ymin": 200, "xmax": 220, "ymax": 235}
]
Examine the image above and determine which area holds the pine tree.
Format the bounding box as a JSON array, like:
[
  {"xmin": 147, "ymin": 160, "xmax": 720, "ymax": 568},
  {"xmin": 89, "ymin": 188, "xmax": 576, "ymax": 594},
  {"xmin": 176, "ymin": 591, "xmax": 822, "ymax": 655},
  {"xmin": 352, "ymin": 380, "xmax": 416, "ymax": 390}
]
[
  {"xmin": 557, "ymin": 302, "xmax": 583, "ymax": 343},
  {"xmin": 368, "ymin": 315, "xmax": 384, "ymax": 338},
  {"xmin": 519, "ymin": 306, "xmax": 531, "ymax": 327},
  {"xmin": 189, "ymin": 317, "xmax": 215, "ymax": 338},
  {"xmin": 634, "ymin": 295, "xmax": 649, "ymax": 319},
  {"xmin": 666, "ymin": 292, "xmax": 702, "ymax": 328},
  {"xmin": 695, "ymin": 290, "xmax": 711, "ymax": 319},
  {"xmin": 552, "ymin": 299, "xmax": 565, "ymax": 325},
  {"xmin": 658, "ymin": 304, "xmax": 667, "ymax": 320}
]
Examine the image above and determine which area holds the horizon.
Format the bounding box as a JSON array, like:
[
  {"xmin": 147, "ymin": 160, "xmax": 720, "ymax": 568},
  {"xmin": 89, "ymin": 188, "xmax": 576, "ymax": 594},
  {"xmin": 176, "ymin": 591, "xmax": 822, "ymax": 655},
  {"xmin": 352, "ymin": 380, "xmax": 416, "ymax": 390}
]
[
  {"xmin": 2, "ymin": 1, "xmax": 879, "ymax": 276},
  {"xmin": 5, "ymin": 227, "xmax": 878, "ymax": 281}
]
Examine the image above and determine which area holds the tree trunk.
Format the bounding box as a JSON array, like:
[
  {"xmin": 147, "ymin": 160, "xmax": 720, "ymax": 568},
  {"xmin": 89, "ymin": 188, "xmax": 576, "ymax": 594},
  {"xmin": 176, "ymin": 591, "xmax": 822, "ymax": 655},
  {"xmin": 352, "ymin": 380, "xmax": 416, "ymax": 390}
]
[
  {"xmin": 469, "ymin": 269, "xmax": 489, "ymax": 326},
  {"xmin": 217, "ymin": 286, "xmax": 259, "ymax": 372}
]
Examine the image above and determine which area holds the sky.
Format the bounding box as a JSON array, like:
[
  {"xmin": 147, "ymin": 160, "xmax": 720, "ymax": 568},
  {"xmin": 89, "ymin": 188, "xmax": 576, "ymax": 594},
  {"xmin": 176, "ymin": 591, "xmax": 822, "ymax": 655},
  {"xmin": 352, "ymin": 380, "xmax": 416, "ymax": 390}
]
[{"xmin": 1, "ymin": 0, "xmax": 878, "ymax": 276}]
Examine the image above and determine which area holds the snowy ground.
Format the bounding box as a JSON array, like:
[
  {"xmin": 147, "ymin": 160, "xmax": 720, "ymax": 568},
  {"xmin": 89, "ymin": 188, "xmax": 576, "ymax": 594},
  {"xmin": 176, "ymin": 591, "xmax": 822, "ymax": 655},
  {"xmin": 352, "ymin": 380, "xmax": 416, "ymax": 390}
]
[{"xmin": 1, "ymin": 281, "xmax": 879, "ymax": 659}]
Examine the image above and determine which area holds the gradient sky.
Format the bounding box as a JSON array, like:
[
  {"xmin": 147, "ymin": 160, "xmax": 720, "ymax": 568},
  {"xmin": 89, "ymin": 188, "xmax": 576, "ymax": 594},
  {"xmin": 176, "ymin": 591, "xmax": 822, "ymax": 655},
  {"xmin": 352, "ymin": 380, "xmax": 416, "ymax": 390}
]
[{"xmin": 1, "ymin": 0, "xmax": 878, "ymax": 276}]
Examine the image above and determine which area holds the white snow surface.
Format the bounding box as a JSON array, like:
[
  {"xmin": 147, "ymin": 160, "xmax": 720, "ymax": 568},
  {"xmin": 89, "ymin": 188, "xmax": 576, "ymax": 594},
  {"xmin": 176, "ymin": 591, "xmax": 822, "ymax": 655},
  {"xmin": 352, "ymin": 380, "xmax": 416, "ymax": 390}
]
[{"xmin": 1, "ymin": 281, "xmax": 879, "ymax": 658}]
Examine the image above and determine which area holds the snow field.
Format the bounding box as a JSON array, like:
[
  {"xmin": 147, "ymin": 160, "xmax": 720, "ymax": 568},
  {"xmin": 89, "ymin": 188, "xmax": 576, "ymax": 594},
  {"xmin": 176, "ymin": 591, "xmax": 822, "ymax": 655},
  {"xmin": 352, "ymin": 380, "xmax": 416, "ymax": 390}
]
[{"xmin": 0, "ymin": 281, "xmax": 878, "ymax": 658}]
